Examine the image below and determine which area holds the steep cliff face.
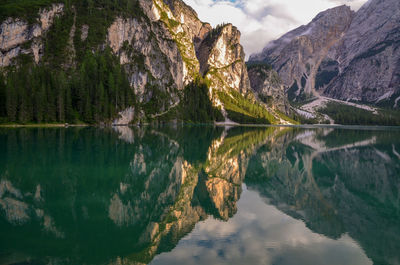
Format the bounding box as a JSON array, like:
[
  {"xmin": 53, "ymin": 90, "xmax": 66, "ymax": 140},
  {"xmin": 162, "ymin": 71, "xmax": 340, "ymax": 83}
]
[
  {"xmin": 247, "ymin": 64, "xmax": 291, "ymax": 115},
  {"xmin": 1, "ymin": 0, "xmax": 270, "ymax": 125},
  {"xmin": 106, "ymin": 13, "xmax": 183, "ymax": 110},
  {"xmin": 198, "ymin": 24, "xmax": 251, "ymax": 96},
  {"xmin": 250, "ymin": 0, "xmax": 400, "ymax": 107},
  {"xmin": 0, "ymin": 4, "xmax": 64, "ymax": 66},
  {"xmin": 324, "ymin": 0, "xmax": 400, "ymax": 105},
  {"xmin": 249, "ymin": 5, "xmax": 354, "ymax": 100}
]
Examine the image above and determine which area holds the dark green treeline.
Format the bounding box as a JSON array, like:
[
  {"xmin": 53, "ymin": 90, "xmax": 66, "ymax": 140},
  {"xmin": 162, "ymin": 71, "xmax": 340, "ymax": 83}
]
[
  {"xmin": 0, "ymin": 0, "xmax": 144, "ymax": 124},
  {"xmin": 0, "ymin": 50, "xmax": 134, "ymax": 124}
]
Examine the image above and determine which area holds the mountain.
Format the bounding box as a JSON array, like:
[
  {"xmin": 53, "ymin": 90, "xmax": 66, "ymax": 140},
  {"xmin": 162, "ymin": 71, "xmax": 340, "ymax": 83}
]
[
  {"xmin": 0, "ymin": 0, "xmax": 289, "ymax": 125},
  {"xmin": 250, "ymin": 0, "xmax": 400, "ymax": 108},
  {"xmin": 247, "ymin": 63, "xmax": 292, "ymax": 116},
  {"xmin": 324, "ymin": 0, "xmax": 400, "ymax": 105},
  {"xmin": 249, "ymin": 5, "xmax": 354, "ymax": 101}
]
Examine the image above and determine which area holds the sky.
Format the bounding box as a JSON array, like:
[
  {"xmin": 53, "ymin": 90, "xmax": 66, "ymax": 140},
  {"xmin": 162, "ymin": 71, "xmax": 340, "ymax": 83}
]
[{"xmin": 182, "ymin": 0, "xmax": 368, "ymax": 57}]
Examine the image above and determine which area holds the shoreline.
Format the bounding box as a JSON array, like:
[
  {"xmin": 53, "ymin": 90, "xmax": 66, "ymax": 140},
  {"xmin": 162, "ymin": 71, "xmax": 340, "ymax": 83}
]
[
  {"xmin": 0, "ymin": 124, "xmax": 89, "ymax": 128},
  {"xmin": 1, "ymin": 123, "xmax": 400, "ymax": 130}
]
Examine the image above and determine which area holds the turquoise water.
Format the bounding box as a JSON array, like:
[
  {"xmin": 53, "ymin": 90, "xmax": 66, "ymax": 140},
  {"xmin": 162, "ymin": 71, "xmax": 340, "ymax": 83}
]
[{"xmin": 0, "ymin": 126, "xmax": 399, "ymax": 265}]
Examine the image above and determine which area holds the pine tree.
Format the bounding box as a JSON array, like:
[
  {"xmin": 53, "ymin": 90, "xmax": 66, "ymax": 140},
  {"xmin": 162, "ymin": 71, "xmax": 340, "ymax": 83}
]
[
  {"xmin": 65, "ymin": 85, "xmax": 73, "ymax": 123},
  {"xmin": 0, "ymin": 74, "xmax": 6, "ymax": 118},
  {"xmin": 96, "ymin": 82, "xmax": 105, "ymax": 122},
  {"xmin": 35, "ymin": 83, "xmax": 46, "ymax": 123},
  {"xmin": 77, "ymin": 66, "xmax": 88, "ymax": 117},
  {"xmin": 6, "ymin": 74, "xmax": 18, "ymax": 122},
  {"xmin": 57, "ymin": 72, "xmax": 67, "ymax": 122},
  {"xmin": 46, "ymin": 82, "xmax": 56, "ymax": 122},
  {"xmin": 17, "ymin": 79, "xmax": 30, "ymax": 123},
  {"xmin": 84, "ymin": 95, "xmax": 92, "ymax": 123},
  {"xmin": 108, "ymin": 72, "xmax": 116, "ymax": 115}
]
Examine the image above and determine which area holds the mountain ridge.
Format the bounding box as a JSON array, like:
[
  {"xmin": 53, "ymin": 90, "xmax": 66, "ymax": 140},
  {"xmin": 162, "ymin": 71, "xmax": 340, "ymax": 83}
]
[
  {"xmin": 0, "ymin": 0, "xmax": 292, "ymax": 125},
  {"xmin": 250, "ymin": 0, "xmax": 400, "ymax": 108}
]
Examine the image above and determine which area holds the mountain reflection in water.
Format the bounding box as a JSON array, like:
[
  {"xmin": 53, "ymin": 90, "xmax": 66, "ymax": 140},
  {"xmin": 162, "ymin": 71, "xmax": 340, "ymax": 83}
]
[{"xmin": 0, "ymin": 126, "xmax": 399, "ymax": 265}]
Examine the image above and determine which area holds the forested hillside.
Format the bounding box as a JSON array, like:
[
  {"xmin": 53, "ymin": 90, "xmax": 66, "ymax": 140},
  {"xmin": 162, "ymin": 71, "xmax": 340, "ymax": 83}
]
[
  {"xmin": 0, "ymin": 0, "xmax": 291, "ymax": 125},
  {"xmin": 0, "ymin": 48, "xmax": 135, "ymax": 124},
  {"xmin": 0, "ymin": 0, "xmax": 144, "ymax": 124}
]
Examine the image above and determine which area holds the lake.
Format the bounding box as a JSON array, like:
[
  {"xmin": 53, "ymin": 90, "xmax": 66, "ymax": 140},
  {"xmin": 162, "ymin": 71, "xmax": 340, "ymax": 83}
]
[{"xmin": 0, "ymin": 125, "xmax": 399, "ymax": 265}]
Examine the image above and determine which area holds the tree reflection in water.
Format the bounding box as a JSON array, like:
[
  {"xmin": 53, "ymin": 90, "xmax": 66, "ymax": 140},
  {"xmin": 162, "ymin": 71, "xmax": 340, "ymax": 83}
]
[{"xmin": 0, "ymin": 126, "xmax": 399, "ymax": 265}]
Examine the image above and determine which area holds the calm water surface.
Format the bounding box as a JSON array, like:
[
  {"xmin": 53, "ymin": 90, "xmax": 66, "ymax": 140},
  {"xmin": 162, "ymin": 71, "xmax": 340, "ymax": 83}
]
[{"xmin": 0, "ymin": 126, "xmax": 399, "ymax": 265}]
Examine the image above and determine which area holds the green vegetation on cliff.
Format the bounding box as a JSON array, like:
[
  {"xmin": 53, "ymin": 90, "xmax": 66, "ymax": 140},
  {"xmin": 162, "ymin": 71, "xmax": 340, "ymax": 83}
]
[
  {"xmin": 181, "ymin": 78, "xmax": 224, "ymax": 122},
  {"xmin": 0, "ymin": 0, "xmax": 58, "ymax": 22},
  {"xmin": 217, "ymin": 89, "xmax": 276, "ymax": 124},
  {"xmin": 145, "ymin": 78, "xmax": 224, "ymax": 123}
]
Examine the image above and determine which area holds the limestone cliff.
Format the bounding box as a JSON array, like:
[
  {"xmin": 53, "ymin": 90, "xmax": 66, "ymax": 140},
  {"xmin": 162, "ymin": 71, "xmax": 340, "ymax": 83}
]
[
  {"xmin": 249, "ymin": 5, "xmax": 354, "ymax": 100},
  {"xmin": 324, "ymin": 0, "xmax": 400, "ymax": 105},
  {"xmin": 250, "ymin": 0, "xmax": 400, "ymax": 108},
  {"xmin": 198, "ymin": 24, "xmax": 251, "ymax": 96},
  {"xmin": 0, "ymin": 0, "xmax": 279, "ymax": 125},
  {"xmin": 247, "ymin": 64, "xmax": 291, "ymax": 115},
  {"xmin": 0, "ymin": 4, "xmax": 64, "ymax": 66}
]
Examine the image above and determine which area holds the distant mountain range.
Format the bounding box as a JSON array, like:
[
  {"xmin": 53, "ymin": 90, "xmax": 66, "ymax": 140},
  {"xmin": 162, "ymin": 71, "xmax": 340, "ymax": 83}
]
[{"xmin": 249, "ymin": 0, "xmax": 400, "ymax": 124}]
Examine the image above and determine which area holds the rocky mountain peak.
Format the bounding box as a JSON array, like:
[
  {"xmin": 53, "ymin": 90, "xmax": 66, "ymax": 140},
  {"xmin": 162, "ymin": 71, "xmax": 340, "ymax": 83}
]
[
  {"xmin": 249, "ymin": 0, "xmax": 400, "ymax": 107},
  {"xmin": 199, "ymin": 24, "xmax": 243, "ymax": 72},
  {"xmin": 336, "ymin": 0, "xmax": 400, "ymax": 67},
  {"xmin": 250, "ymin": 5, "xmax": 354, "ymax": 63},
  {"xmin": 249, "ymin": 4, "xmax": 354, "ymax": 99},
  {"xmin": 312, "ymin": 5, "xmax": 353, "ymax": 23},
  {"xmin": 197, "ymin": 23, "xmax": 251, "ymax": 96},
  {"xmin": 324, "ymin": 0, "xmax": 400, "ymax": 103}
]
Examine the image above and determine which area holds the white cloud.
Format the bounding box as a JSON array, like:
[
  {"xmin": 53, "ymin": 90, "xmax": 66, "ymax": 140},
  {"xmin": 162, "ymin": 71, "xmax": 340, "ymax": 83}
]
[{"xmin": 183, "ymin": 0, "xmax": 368, "ymax": 58}]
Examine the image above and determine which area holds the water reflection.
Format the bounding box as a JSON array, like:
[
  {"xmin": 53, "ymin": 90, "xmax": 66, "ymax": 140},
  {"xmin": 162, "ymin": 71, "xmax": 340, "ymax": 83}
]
[
  {"xmin": 151, "ymin": 189, "xmax": 372, "ymax": 265},
  {"xmin": 0, "ymin": 126, "xmax": 399, "ymax": 265}
]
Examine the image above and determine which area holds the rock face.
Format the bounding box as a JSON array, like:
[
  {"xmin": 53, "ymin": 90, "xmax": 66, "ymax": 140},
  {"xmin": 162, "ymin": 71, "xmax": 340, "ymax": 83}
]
[
  {"xmin": 250, "ymin": 0, "xmax": 400, "ymax": 107},
  {"xmin": 109, "ymin": 0, "xmax": 253, "ymax": 119},
  {"xmin": 324, "ymin": 0, "xmax": 400, "ymax": 104},
  {"xmin": 198, "ymin": 24, "xmax": 252, "ymax": 96},
  {"xmin": 0, "ymin": 4, "xmax": 64, "ymax": 66},
  {"xmin": 250, "ymin": 5, "xmax": 354, "ymax": 99},
  {"xmin": 0, "ymin": 0, "xmax": 255, "ymax": 123},
  {"xmin": 247, "ymin": 65, "xmax": 291, "ymax": 114},
  {"xmin": 106, "ymin": 15, "xmax": 184, "ymax": 108}
]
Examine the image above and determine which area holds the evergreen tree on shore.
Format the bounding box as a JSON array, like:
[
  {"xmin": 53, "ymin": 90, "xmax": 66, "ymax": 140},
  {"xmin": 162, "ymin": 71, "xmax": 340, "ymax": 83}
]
[{"xmin": 0, "ymin": 49, "xmax": 135, "ymax": 124}]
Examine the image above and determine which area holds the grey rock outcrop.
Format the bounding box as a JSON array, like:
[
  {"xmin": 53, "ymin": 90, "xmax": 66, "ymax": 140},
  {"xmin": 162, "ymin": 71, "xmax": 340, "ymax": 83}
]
[
  {"xmin": 0, "ymin": 4, "xmax": 64, "ymax": 66},
  {"xmin": 250, "ymin": 5, "xmax": 354, "ymax": 99},
  {"xmin": 251, "ymin": 0, "xmax": 400, "ymax": 107},
  {"xmin": 324, "ymin": 0, "xmax": 400, "ymax": 104},
  {"xmin": 247, "ymin": 65, "xmax": 291, "ymax": 114},
  {"xmin": 199, "ymin": 24, "xmax": 251, "ymax": 96},
  {"xmin": 106, "ymin": 15, "xmax": 184, "ymax": 108}
]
